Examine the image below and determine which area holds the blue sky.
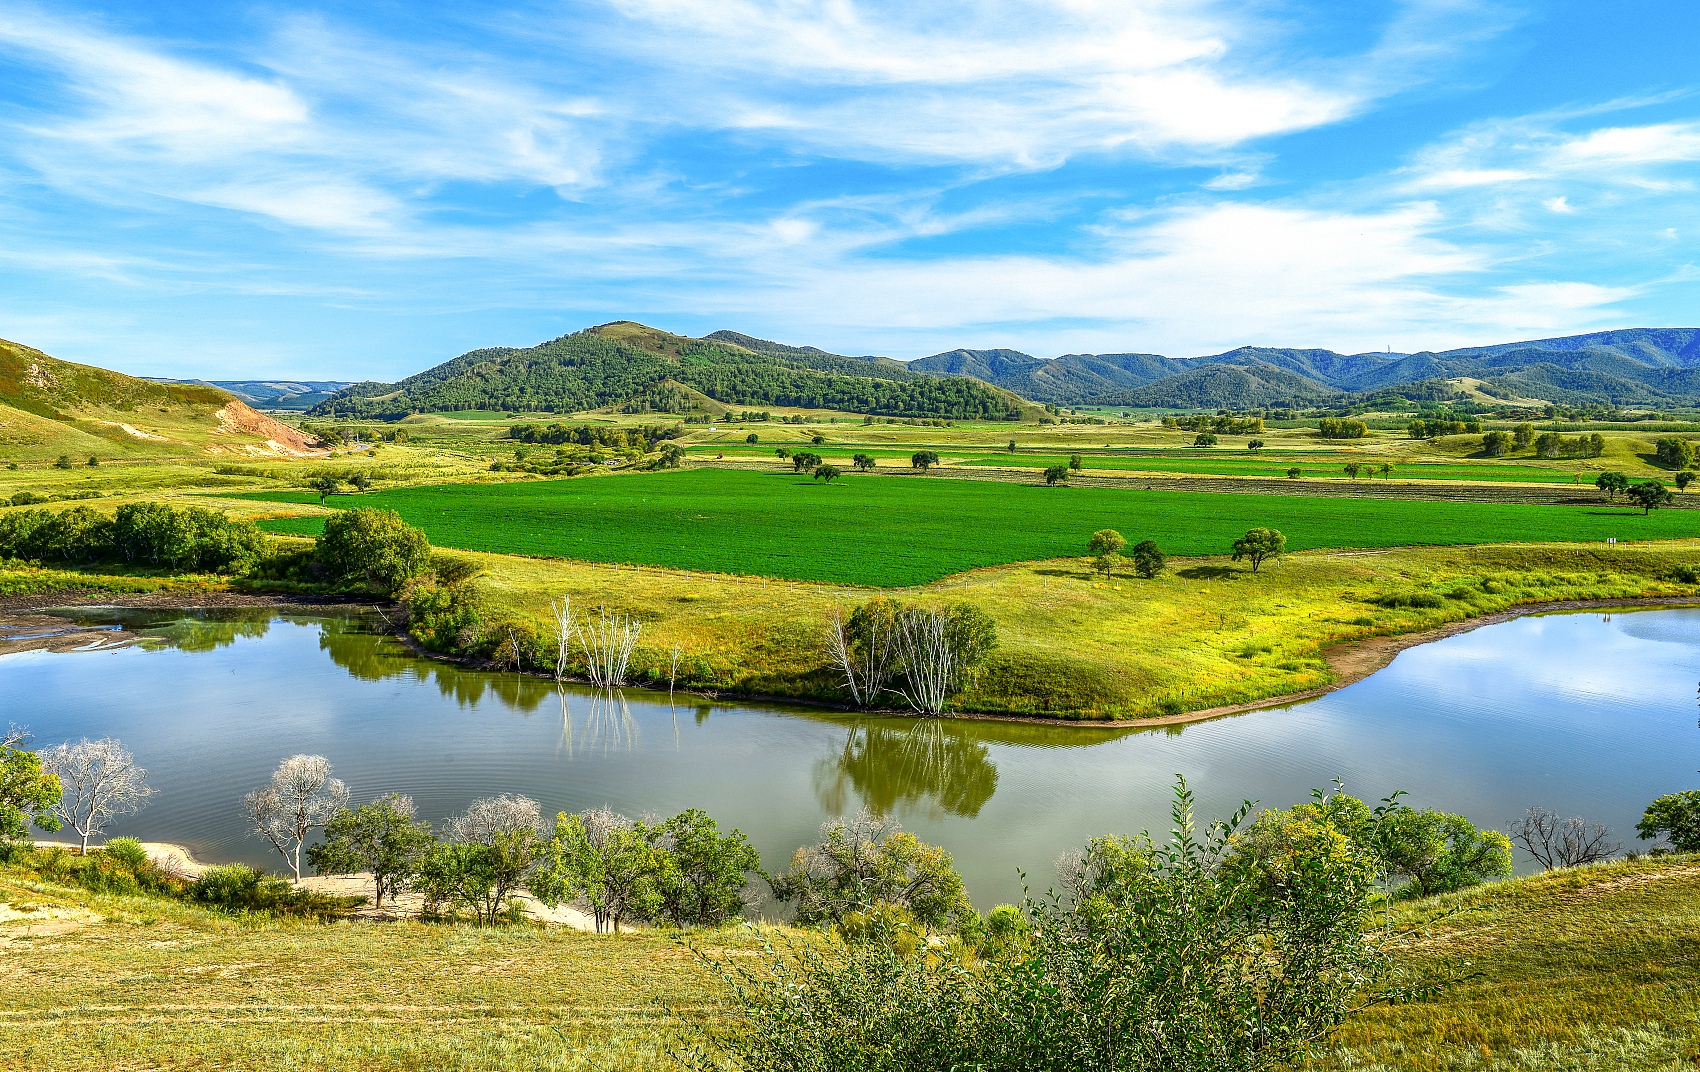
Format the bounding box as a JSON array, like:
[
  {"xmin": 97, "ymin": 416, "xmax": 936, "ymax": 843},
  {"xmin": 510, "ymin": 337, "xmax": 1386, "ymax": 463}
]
[{"xmin": 2, "ymin": 1, "xmax": 1698, "ymax": 380}]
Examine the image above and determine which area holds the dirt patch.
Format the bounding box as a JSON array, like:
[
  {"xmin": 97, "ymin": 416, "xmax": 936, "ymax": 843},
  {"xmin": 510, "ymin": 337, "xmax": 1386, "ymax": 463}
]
[{"xmin": 212, "ymin": 401, "xmax": 325, "ymax": 456}]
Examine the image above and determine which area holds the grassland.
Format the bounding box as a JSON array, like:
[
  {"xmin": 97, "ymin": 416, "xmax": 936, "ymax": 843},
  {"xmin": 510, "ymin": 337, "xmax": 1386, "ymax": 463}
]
[
  {"xmin": 3, "ymin": 854, "xmax": 1696, "ymax": 1071},
  {"xmin": 235, "ymin": 468, "xmax": 1700, "ymax": 588}
]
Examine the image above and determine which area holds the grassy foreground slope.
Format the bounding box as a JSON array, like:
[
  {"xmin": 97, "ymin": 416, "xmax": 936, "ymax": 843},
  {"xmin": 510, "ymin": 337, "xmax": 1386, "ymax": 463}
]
[
  {"xmin": 2, "ymin": 857, "xmax": 1696, "ymax": 1071},
  {"xmin": 238, "ymin": 468, "xmax": 1700, "ymax": 588}
]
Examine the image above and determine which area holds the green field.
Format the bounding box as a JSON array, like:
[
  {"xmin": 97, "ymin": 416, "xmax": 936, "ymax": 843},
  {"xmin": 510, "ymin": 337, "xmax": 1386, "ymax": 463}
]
[{"xmin": 240, "ymin": 468, "xmax": 1700, "ymax": 587}]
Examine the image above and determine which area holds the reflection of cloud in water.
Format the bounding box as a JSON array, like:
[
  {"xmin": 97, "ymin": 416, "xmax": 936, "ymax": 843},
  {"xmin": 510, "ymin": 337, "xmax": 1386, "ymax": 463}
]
[
  {"xmin": 61, "ymin": 607, "xmax": 275, "ymax": 653},
  {"xmin": 815, "ymin": 720, "xmax": 998, "ymax": 819},
  {"xmin": 559, "ymin": 688, "xmax": 639, "ymax": 757}
]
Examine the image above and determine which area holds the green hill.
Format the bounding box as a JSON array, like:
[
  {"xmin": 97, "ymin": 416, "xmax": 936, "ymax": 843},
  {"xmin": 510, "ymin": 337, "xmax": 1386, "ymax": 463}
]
[{"xmin": 310, "ymin": 323, "xmax": 1035, "ymax": 422}]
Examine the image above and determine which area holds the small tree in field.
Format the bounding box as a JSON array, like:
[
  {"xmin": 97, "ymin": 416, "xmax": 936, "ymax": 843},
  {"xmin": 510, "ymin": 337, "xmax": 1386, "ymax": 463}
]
[
  {"xmin": 534, "ymin": 807, "xmax": 663, "ymax": 933},
  {"xmin": 41, "ymin": 738, "xmax": 152, "ymax": 853},
  {"xmin": 245, "ymin": 754, "xmax": 348, "ymax": 882},
  {"xmin": 1286, "ymin": 467, "xmax": 1301, "ymax": 479},
  {"xmin": 791, "ymin": 451, "xmax": 823, "ymax": 473},
  {"xmin": 1068, "ymin": 454, "xmax": 1083, "ymax": 472},
  {"xmin": 1232, "ymin": 527, "xmax": 1286, "ymax": 572},
  {"xmin": 417, "ymin": 794, "xmax": 547, "ymax": 925},
  {"xmin": 316, "ymin": 507, "xmax": 431, "ymax": 597},
  {"xmin": 911, "ymin": 451, "xmax": 939, "ymax": 471},
  {"xmin": 1247, "ymin": 439, "xmax": 1264, "ymax": 451},
  {"xmin": 1678, "ymin": 471, "xmax": 1695, "ymax": 493},
  {"xmin": 311, "ymin": 474, "xmax": 342, "ymax": 503},
  {"xmin": 1131, "ymin": 538, "xmax": 1166, "ymax": 578},
  {"xmin": 852, "ymin": 453, "xmax": 877, "ymax": 471},
  {"xmin": 1596, "ymin": 471, "xmax": 1629, "ymax": 500},
  {"xmin": 1194, "ymin": 432, "xmax": 1217, "ymax": 447},
  {"xmin": 745, "ymin": 432, "xmax": 759, "ymax": 444},
  {"xmin": 1043, "ymin": 465, "xmax": 1069, "ymax": 485},
  {"xmin": 1342, "ymin": 463, "xmax": 1361, "ymax": 481},
  {"xmin": 1628, "ymin": 479, "xmax": 1673, "ymax": 514},
  {"xmin": 813, "ymin": 464, "xmax": 842, "ymax": 483},
  {"xmin": 1087, "ymin": 529, "xmax": 1125, "ymax": 578}
]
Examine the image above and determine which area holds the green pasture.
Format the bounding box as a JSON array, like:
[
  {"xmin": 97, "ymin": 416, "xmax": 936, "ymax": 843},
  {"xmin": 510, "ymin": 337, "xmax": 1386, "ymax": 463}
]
[
  {"xmin": 239, "ymin": 468, "xmax": 1700, "ymax": 587},
  {"xmin": 959, "ymin": 453, "xmax": 1587, "ymax": 483}
]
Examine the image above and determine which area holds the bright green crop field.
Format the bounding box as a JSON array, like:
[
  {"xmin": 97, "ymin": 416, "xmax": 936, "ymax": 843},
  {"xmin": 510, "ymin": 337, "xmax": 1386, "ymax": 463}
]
[{"xmin": 236, "ymin": 468, "xmax": 1700, "ymax": 587}]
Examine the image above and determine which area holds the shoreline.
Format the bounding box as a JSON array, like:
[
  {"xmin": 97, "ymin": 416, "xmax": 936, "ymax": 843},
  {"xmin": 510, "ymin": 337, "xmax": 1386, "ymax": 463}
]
[{"xmin": 6, "ymin": 587, "xmax": 1700, "ymax": 729}]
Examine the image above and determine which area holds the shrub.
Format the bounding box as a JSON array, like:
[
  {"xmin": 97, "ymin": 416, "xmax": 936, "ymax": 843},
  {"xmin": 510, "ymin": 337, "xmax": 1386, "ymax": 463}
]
[
  {"xmin": 317, "ymin": 507, "xmax": 431, "ymax": 597},
  {"xmin": 189, "ymin": 863, "xmax": 363, "ymax": 917},
  {"xmin": 1638, "ymin": 790, "xmax": 1700, "ymax": 853}
]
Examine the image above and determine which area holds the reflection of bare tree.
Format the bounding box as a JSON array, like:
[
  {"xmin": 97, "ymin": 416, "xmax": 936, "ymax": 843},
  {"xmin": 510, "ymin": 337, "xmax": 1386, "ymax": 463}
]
[
  {"xmin": 558, "ymin": 688, "xmax": 640, "ymax": 758},
  {"xmin": 814, "ymin": 719, "xmax": 998, "ymax": 820}
]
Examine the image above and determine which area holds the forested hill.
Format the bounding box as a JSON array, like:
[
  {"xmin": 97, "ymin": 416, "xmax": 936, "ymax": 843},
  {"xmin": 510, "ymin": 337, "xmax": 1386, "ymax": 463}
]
[
  {"xmin": 309, "ymin": 322, "xmax": 1032, "ymax": 421},
  {"xmin": 909, "ymin": 328, "xmax": 1700, "ymax": 408}
]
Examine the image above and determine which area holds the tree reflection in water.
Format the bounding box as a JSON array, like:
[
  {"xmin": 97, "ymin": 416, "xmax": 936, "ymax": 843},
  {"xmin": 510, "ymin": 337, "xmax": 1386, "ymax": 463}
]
[
  {"xmin": 815, "ymin": 720, "xmax": 998, "ymax": 819},
  {"xmin": 122, "ymin": 609, "xmax": 273, "ymax": 653},
  {"xmin": 317, "ymin": 618, "xmax": 554, "ymax": 712},
  {"xmin": 558, "ymin": 687, "xmax": 639, "ymax": 758}
]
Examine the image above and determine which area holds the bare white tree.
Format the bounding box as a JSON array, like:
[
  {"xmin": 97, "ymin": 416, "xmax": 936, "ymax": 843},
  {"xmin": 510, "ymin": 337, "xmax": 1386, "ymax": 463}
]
[
  {"xmin": 892, "ymin": 608, "xmax": 958, "ymax": 715},
  {"xmin": 40, "ymin": 737, "xmax": 153, "ymax": 852},
  {"xmin": 550, "ymin": 597, "xmax": 576, "ymax": 682},
  {"xmin": 244, "ymin": 754, "xmax": 349, "ymax": 882},
  {"xmin": 825, "ymin": 606, "xmax": 896, "ymax": 709},
  {"xmin": 2, "ymin": 723, "xmax": 30, "ymax": 749},
  {"xmin": 578, "ymin": 607, "xmax": 641, "ymax": 687},
  {"xmin": 447, "ymin": 793, "xmax": 543, "ymax": 845},
  {"xmin": 1509, "ymin": 806, "xmax": 1620, "ymax": 870}
]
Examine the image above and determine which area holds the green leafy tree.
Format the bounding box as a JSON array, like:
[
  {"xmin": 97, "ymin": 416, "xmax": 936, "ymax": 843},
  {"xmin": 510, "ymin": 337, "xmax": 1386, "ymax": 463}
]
[
  {"xmin": 791, "ymin": 451, "xmax": 823, "ymax": 473},
  {"xmin": 347, "ymin": 472, "xmax": 373, "ymax": 492},
  {"xmin": 1068, "ymin": 453, "xmax": 1083, "ymax": 471},
  {"xmin": 311, "ymin": 474, "xmax": 342, "ymax": 503},
  {"xmin": 1317, "ymin": 418, "xmax": 1368, "ymax": 439},
  {"xmin": 745, "ymin": 432, "xmax": 759, "ymax": 444},
  {"xmin": 1637, "ymin": 790, "xmax": 1700, "ymax": 853},
  {"xmin": 813, "ymin": 464, "xmax": 842, "ymax": 483},
  {"xmin": 415, "ymin": 795, "xmax": 546, "ymax": 926},
  {"xmin": 0, "ymin": 729, "xmax": 62, "ymax": 844},
  {"xmin": 1677, "ymin": 471, "xmax": 1695, "ymax": 493},
  {"xmin": 768, "ymin": 811, "xmax": 975, "ymax": 933},
  {"xmin": 1043, "ymin": 465, "xmax": 1068, "ymax": 485},
  {"xmin": 1595, "ymin": 471, "xmax": 1629, "ymax": 500},
  {"xmin": 911, "ymin": 450, "xmax": 939, "ymax": 471},
  {"xmin": 316, "ymin": 508, "xmax": 431, "ymax": 597},
  {"xmin": 1512, "ymin": 422, "xmax": 1534, "ymax": 450},
  {"xmin": 1231, "ymin": 527, "xmax": 1286, "ymax": 572},
  {"xmin": 55, "ymin": 454, "xmax": 73, "ymax": 469},
  {"xmin": 1481, "ymin": 430, "xmax": 1513, "ymax": 456},
  {"xmin": 774, "ymin": 447, "xmax": 790, "ymax": 459},
  {"xmin": 1378, "ymin": 463, "xmax": 1394, "ymax": 479},
  {"xmin": 1247, "ymin": 439, "xmax": 1264, "ymax": 451},
  {"xmin": 306, "ymin": 794, "xmax": 434, "ymax": 908},
  {"xmin": 1342, "ymin": 463, "xmax": 1361, "ymax": 480},
  {"xmin": 652, "ymin": 808, "xmax": 760, "ymax": 927},
  {"xmin": 1655, "ymin": 437, "xmax": 1696, "ymax": 470},
  {"xmin": 87, "ymin": 456, "xmax": 99, "ymax": 467},
  {"xmin": 1286, "ymin": 466, "xmax": 1301, "ymax": 479},
  {"xmin": 533, "ymin": 807, "xmax": 663, "ymax": 933},
  {"xmin": 1086, "ymin": 529, "xmax": 1125, "ymax": 579},
  {"xmin": 1628, "ymin": 479, "xmax": 1673, "ymax": 514},
  {"xmin": 658, "ymin": 442, "xmax": 685, "ymax": 468},
  {"xmin": 852, "ymin": 453, "xmax": 877, "ymax": 471},
  {"xmin": 811, "ymin": 435, "xmax": 826, "ymax": 444},
  {"xmin": 1006, "ymin": 439, "xmax": 1017, "ymax": 452},
  {"xmin": 1193, "ymin": 432, "xmax": 1217, "ymax": 447},
  {"xmin": 1131, "ymin": 539, "xmax": 1166, "ymax": 579},
  {"xmin": 1372, "ymin": 801, "xmax": 1513, "ymax": 898}
]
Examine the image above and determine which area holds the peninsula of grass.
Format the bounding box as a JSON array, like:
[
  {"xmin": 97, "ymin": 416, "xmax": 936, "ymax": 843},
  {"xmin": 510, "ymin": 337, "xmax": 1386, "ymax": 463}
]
[
  {"xmin": 238, "ymin": 467, "xmax": 1700, "ymax": 587},
  {"xmin": 3, "ymin": 853, "xmax": 1696, "ymax": 1071}
]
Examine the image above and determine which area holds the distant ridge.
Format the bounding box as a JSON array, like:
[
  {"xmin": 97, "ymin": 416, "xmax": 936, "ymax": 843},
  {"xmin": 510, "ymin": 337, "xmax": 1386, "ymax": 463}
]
[
  {"xmin": 147, "ymin": 378, "xmax": 353, "ymax": 411},
  {"xmin": 909, "ymin": 328, "xmax": 1700, "ymax": 407}
]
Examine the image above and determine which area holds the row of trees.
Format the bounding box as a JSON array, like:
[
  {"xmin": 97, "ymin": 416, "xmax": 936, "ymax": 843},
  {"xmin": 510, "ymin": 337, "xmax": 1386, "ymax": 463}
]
[
  {"xmin": 1408, "ymin": 418, "xmax": 1482, "ymax": 438},
  {"xmin": 1317, "ymin": 418, "xmax": 1368, "ymax": 439},
  {"xmin": 0, "ymin": 502, "xmax": 266, "ymax": 572},
  {"xmin": 1594, "ymin": 472, "xmax": 1675, "ymax": 513}
]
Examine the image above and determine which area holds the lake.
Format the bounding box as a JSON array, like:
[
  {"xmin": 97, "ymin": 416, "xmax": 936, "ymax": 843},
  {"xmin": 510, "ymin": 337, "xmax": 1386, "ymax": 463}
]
[{"xmin": 7, "ymin": 605, "xmax": 1699, "ymax": 906}]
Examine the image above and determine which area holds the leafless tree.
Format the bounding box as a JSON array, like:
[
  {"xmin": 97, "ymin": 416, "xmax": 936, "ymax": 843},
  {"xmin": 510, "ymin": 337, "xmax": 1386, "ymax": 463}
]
[
  {"xmin": 578, "ymin": 606, "xmax": 641, "ymax": 686},
  {"xmin": 245, "ymin": 754, "xmax": 349, "ymax": 881},
  {"xmin": 550, "ymin": 597, "xmax": 575, "ymax": 681},
  {"xmin": 447, "ymin": 793, "xmax": 542, "ymax": 845},
  {"xmin": 1509, "ymin": 806, "xmax": 1621, "ymax": 870},
  {"xmin": 668, "ymin": 645, "xmax": 683, "ymax": 695},
  {"xmin": 892, "ymin": 607, "xmax": 958, "ymax": 715},
  {"xmin": 825, "ymin": 606, "xmax": 896, "ymax": 708},
  {"xmin": 40, "ymin": 737, "xmax": 153, "ymax": 852},
  {"xmin": 2, "ymin": 723, "xmax": 29, "ymax": 749}
]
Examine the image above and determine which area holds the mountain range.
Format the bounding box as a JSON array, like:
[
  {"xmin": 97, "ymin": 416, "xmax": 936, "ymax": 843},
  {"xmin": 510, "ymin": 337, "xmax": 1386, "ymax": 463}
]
[
  {"xmin": 908, "ymin": 328, "xmax": 1700, "ymax": 408},
  {"xmin": 147, "ymin": 378, "xmax": 354, "ymax": 410},
  {"xmin": 302, "ymin": 324, "xmax": 1700, "ymax": 419}
]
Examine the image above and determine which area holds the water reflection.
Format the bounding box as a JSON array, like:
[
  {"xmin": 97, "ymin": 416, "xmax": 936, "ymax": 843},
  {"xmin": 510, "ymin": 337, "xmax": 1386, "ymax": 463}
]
[
  {"xmin": 815, "ymin": 720, "xmax": 999, "ymax": 819},
  {"xmin": 57, "ymin": 607, "xmax": 275, "ymax": 652},
  {"xmin": 560, "ymin": 688, "xmax": 640, "ymax": 756},
  {"xmin": 316, "ymin": 619, "xmax": 556, "ymax": 712}
]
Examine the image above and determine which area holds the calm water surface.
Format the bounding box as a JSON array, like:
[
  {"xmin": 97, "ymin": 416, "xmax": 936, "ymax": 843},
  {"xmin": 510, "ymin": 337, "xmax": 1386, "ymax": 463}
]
[{"xmin": 7, "ymin": 606, "xmax": 1699, "ymax": 906}]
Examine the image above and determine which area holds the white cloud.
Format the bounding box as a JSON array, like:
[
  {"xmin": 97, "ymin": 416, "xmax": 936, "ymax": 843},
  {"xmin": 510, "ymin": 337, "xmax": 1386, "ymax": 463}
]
[{"xmin": 1543, "ymin": 195, "xmax": 1574, "ymax": 213}]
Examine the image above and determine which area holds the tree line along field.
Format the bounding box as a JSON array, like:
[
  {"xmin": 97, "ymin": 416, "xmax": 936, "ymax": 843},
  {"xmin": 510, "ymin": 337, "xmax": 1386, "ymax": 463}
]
[{"xmin": 238, "ymin": 467, "xmax": 1700, "ymax": 588}]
